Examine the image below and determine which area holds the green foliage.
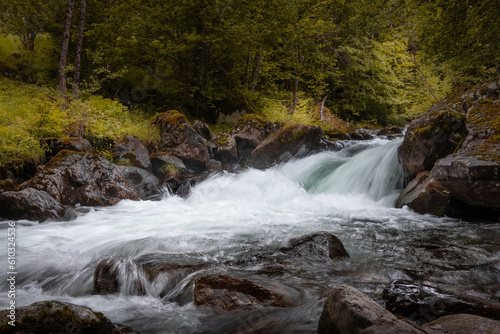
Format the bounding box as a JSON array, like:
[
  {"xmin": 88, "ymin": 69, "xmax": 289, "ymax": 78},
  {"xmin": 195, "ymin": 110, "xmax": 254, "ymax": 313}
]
[{"xmin": 0, "ymin": 77, "xmax": 159, "ymax": 167}]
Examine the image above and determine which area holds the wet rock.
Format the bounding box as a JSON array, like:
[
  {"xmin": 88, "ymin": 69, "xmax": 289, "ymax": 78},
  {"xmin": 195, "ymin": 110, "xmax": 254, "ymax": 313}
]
[
  {"xmin": 351, "ymin": 128, "xmax": 376, "ymax": 141},
  {"xmin": 0, "ymin": 300, "xmax": 139, "ymax": 334},
  {"xmin": 41, "ymin": 137, "xmax": 94, "ymax": 161},
  {"xmin": 398, "ymin": 109, "xmax": 467, "ymax": 179},
  {"xmin": 422, "ymin": 314, "xmax": 500, "ymax": 334},
  {"xmin": 94, "ymin": 259, "xmax": 120, "ymax": 294},
  {"xmin": 213, "ymin": 133, "xmax": 238, "ymax": 163},
  {"xmin": 395, "ymin": 171, "xmax": 462, "ymax": 217},
  {"xmin": 150, "ymin": 152, "xmax": 187, "ymax": 181},
  {"xmin": 112, "ymin": 134, "xmax": 152, "ymax": 171},
  {"xmin": 318, "ymin": 285, "xmax": 421, "ymax": 334},
  {"xmin": 28, "ymin": 150, "xmax": 139, "ymax": 206},
  {"xmin": 249, "ymin": 123, "xmax": 323, "ymax": 169},
  {"xmin": 118, "ymin": 166, "xmax": 160, "ymax": 199},
  {"xmin": 151, "ymin": 110, "xmax": 209, "ymax": 171},
  {"xmin": 192, "ymin": 120, "xmax": 212, "ymax": 141},
  {"xmin": 282, "ymin": 232, "xmax": 349, "ymax": 260},
  {"xmin": 94, "ymin": 258, "xmax": 146, "ymax": 296},
  {"xmin": 194, "ymin": 273, "xmax": 289, "ymax": 313},
  {"xmin": 383, "ymin": 280, "xmax": 500, "ymax": 324},
  {"xmin": 232, "ymin": 114, "xmax": 275, "ymax": 161},
  {"xmin": 0, "ymin": 188, "xmax": 68, "ymax": 222},
  {"xmin": 377, "ymin": 125, "xmax": 405, "ymax": 137},
  {"xmin": 431, "ymin": 98, "xmax": 500, "ymax": 210}
]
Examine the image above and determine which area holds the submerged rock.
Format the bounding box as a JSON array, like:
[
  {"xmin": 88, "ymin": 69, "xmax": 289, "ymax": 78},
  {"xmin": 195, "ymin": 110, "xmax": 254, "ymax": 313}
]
[
  {"xmin": 249, "ymin": 123, "xmax": 323, "ymax": 169},
  {"xmin": 0, "ymin": 188, "xmax": 69, "ymax": 222},
  {"xmin": 318, "ymin": 285, "xmax": 421, "ymax": 334},
  {"xmin": 395, "ymin": 171, "xmax": 461, "ymax": 217},
  {"xmin": 282, "ymin": 232, "xmax": 350, "ymax": 260},
  {"xmin": 422, "ymin": 314, "xmax": 500, "ymax": 334},
  {"xmin": 28, "ymin": 150, "xmax": 139, "ymax": 206},
  {"xmin": 0, "ymin": 301, "xmax": 139, "ymax": 333},
  {"xmin": 383, "ymin": 280, "xmax": 500, "ymax": 323},
  {"xmin": 398, "ymin": 109, "xmax": 467, "ymax": 179},
  {"xmin": 112, "ymin": 134, "xmax": 152, "ymax": 171},
  {"xmin": 194, "ymin": 273, "xmax": 289, "ymax": 313},
  {"xmin": 151, "ymin": 110, "xmax": 209, "ymax": 171}
]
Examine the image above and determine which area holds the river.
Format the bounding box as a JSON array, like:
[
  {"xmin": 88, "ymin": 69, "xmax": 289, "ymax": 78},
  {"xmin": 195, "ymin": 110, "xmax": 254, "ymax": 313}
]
[{"xmin": 1, "ymin": 138, "xmax": 499, "ymax": 333}]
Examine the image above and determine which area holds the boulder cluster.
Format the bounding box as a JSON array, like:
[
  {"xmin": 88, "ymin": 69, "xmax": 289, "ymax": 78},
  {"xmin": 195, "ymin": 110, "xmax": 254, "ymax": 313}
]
[
  {"xmin": 0, "ymin": 110, "xmax": 360, "ymax": 222},
  {"xmin": 397, "ymin": 77, "xmax": 500, "ymax": 220}
]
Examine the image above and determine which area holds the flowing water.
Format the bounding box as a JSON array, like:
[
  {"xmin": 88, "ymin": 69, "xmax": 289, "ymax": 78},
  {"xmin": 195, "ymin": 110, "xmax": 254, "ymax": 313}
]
[{"xmin": 1, "ymin": 138, "xmax": 500, "ymax": 333}]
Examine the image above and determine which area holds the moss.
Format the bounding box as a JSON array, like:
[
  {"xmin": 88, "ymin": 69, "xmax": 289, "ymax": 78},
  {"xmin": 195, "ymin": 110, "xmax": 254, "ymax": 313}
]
[
  {"xmin": 0, "ymin": 304, "xmax": 115, "ymax": 334},
  {"xmin": 217, "ymin": 136, "xmax": 229, "ymax": 146},
  {"xmin": 160, "ymin": 163, "xmax": 180, "ymax": 174},
  {"xmin": 236, "ymin": 114, "xmax": 269, "ymax": 128},
  {"xmin": 151, "ymin": 110, "xmax": 188, "ymax": 128}
]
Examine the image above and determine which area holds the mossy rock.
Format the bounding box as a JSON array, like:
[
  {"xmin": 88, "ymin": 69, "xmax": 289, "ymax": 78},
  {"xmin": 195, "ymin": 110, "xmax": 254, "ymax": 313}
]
[
  {"xmin": 150, "ymin": 110, "xmax": 189, "ymax": 129},
  {"xmin": 312, "ymin": 106, "xmax": 354, "ymax": 139},
  {"xmin": 0, "ymin": 301, "xmax": 119, "ymax": 334}
]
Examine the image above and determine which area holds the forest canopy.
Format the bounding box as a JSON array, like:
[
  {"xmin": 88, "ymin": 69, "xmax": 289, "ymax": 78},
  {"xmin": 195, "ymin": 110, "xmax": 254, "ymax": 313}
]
[{"xmin": 0, "ymin": 0, "xmax": 498, "ymax": 125}]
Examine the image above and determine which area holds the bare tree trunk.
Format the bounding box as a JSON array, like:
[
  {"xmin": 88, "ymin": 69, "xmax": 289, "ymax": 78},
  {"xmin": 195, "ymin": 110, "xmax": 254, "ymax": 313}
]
[
  {"xmin": 249, "ymin": 47, "xmax": 262, "ymax": 94},
  {"xmin": 320, "ymin": 95, "xmax": 328, "ymax": 123},
  {"xmin": 58, "ymin": 0, "xmax": 76, "ymax": 101},
  {"xmin": 72, "ymin": 0, "xmax": 87, "ymax": 100}
]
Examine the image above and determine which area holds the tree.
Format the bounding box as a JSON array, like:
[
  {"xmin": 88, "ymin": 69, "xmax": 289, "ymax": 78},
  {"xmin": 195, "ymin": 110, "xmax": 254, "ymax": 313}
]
[
  {"xmin": 57, "ymin": 0, "xmax": 75, "ymax": 99},
  {"xmin": 72, "ymin": 0, "xmax": 86, "ymax": 99},
  {"xmin": 0, "ymin": 0, "xmax": 62, "ymax": 50}
]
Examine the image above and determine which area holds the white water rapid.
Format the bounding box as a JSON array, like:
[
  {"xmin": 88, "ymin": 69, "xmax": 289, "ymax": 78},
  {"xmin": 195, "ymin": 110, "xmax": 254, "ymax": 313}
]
[{"xmin": 1, "ymin": 138, "xmax": 499, "ymax": 333}]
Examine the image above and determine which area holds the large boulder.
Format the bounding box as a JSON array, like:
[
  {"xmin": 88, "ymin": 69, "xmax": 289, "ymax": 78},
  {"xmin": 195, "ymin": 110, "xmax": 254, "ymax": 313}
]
[
  {"xmin": 318, "ymin": 285, "xmax": 421, "ymax": 334},
  {"xmin": 192, "ymin": 120, "xmax": 212, "ymax": 141},
  {"xmin": 117, "ymin": 166, "xmax": 160, "ymax": 199},
  {"xmin": 111, "ymin": 134, "xmax": 152, "ymax": 171},
  {"xmin": 213, "ymin": 133, "xmax": 238, "ymax": 164},
  {"xmin": 194, "ymin": 273, "xmax": 289, "ymax": 313},
  {"xmin": 0, "ymin": 188, "xmax": 68, "ymax": 222},
  {"xmin": 151, "ymin": 110, "xmax": 209, "ymax": 171},
  {"xmin": 398, "ymin": 108, "xmax": 467, "ymax": 179},
  {"xmin": 40, "ymin": 137, "xmax": 94, "ymax": 161},
  {"xmin": 0, "ymin": 301, "xmax": 139, "ymax": 334},
  {"xmin": 422, "ymin": 314, "xmax": 500, "ymax": 334},
  {"xmin": 383, "ymin": 280, "xmax": 500, "ymax": 324},
  {"xmin": 281, "ymin": 232, "xmax": 350, "ymax": 261},
  {"xmin": 231, "ymin": 114, "xmax": 275, "ymax": 161},
  {"xmin": 249, "ymin": 123, "xmax": 323, "ymax": 169},
  {"xmin": 431, "ymin": 91, "xmax": 500, "ymax": 210},
  {"xmin": 395, "ymin": 171, "xmax": 461, "ymax": 217},
  {"xmin": 28, "ymin": 150, "xmax": 139, "ymax": 206}
]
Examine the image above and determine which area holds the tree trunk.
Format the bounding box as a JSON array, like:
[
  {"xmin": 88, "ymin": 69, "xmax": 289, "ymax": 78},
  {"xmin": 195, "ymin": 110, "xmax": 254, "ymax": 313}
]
[
  {"xmin": 249, "ymin": 47, "xmax": 262, "ymax": 94},
  {"xmin": 58, "ymin": 0, "xmax": 76, "ymax": 101},
  {"xmin": 21, "ymin": 31, "xmax": 37, "ymax": 51},
  {"xmin": 72, "ymin": 0, "xmax": 87, "ymax": 100},
  {"xmin": 291, "ymin": 76, "xmax": 299, "ymax": 114}
]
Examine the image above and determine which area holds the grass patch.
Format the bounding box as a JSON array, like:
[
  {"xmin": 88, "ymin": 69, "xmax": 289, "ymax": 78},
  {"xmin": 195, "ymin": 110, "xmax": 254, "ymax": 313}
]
[{"xmin": 0, "ymin": 77, "xmax": 159, "ymax": 168}]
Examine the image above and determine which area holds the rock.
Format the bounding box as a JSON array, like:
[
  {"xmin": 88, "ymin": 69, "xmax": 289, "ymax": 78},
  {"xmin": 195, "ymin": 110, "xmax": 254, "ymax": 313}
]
[
  {"xmin": 377, "ymin": 125, "xmax": 405, "ymax": 137},
  {"xmin": 422, "ymin": 314, "xmax": 500, "ymax": 334},
  {"xmin": 232, "ymin": 114, "xmax": 275, "ymax": 161},
  {"xmin": 0, "ymin": 179, "xmax": 15, "ymax": 193},
  {"xmin": 213, "ymin": 133, "xmax": 238, "ymax": 163},
  {"xmin": 111, "ymin": 134, "xmax": 152, "ymax": 171},
  {"xmin": 192, "ymin": 120, "xmax": 212, "ymax": 140},
  {"xmin": 398, "ymin": 109, "xmax": 467, "ymax": 179},
  {"xmin": 118, "ymin": 166, "xmax": 160, "ymax": 199},
  {"xmin": 249, "ymin": 123, "xmax": 323, "ymax": 169},
  {"xmin": 150, "ymin": 152, "xmax": 187, "ymax": 181},
  {"xmin": 431, "ymin": 100, "xmax": 500, "ymax": 210},
  {"xmin": 0, "ymin": 188, "xmax": 69, "ymax": 222},
  {"xmin": 40, "ymin": 137, "xmax": 94, "ymax": 161},
  {"xmin": 395, "ymin": 171, "xmax": 461, "ymax": 217},
  {"xmin": 28, "ymin": 150, "xmax": 139, "ymax": 206},
  {"xmin": 94, "ymin": 258, "xmax": 146, "ymax": 296},
  {"xmin": 383, "ymin": 280, "xmax": 500, "ymax": 324},
  {"xmin": 351, "ymin": 128, "xmax": 376, "ymax": 140},
  {"xmin": 94, "ymin": 259, "xmax": 121, "ymax": 294},
  {"xmin": 194, "ymin": 273, "xmax": 289, "ymax": 313},
  {"xmin": 318, "ymin": 285, "xmax": 421, "ymax": 334},
  {"xmin": 151, "ymin": 110, "xmax": 209, "ymax": 171},
  {"xmin": 313, "ymin": 106, "xmax": 354, "ymax": 139},
  {"xmin": 65, "ymin": 121, "xmax": 87, "ymax": 137},
  {"xmin": 282, "ymin": 232, "xmax": 349, "ymax": 260},
  {"xmin": 0, "ymin": 300, "xmax": 139, "ymax": 334}
]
